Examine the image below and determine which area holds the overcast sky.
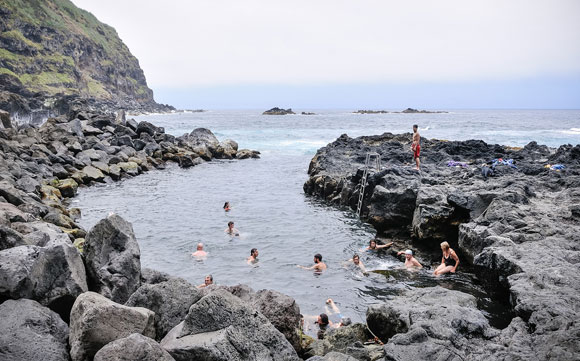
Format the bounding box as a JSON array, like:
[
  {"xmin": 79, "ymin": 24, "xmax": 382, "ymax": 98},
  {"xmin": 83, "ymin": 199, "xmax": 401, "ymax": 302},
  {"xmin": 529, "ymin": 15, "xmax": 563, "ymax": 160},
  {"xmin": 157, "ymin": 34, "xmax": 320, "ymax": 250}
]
[{"xmin": 72, "ymin": 0, "xmax": 580, "ymax": 109}]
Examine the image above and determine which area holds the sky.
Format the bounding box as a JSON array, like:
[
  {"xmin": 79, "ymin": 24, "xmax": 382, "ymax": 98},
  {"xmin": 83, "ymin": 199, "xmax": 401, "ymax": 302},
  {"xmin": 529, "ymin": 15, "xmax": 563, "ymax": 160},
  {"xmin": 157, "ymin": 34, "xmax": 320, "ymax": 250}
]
[{"xmin": 72, "ymin": 0, "xmax": 580, "ymax": 109}]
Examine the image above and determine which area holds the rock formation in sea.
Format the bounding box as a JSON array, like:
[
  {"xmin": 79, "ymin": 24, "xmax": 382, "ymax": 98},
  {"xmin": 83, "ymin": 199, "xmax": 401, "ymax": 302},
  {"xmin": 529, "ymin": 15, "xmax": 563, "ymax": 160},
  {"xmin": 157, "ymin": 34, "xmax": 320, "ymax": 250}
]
[
  {"xmin": 304, "ymin": 132, "xmax": 580, "ymax": 360},
  {"xmin": 263, "ymin": 107, "xmax": 297, "ymax": 115},
  {"xmin": 0, "ymin": 0, "xmax": 174, "ymax": 124}
]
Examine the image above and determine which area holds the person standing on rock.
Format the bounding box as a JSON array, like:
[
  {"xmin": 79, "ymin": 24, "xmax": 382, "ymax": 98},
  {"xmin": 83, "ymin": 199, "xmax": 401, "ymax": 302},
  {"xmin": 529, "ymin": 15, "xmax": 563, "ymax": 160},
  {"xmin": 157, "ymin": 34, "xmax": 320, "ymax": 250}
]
[
  {"xmin": 197, "ymin": 274, "xmax": 213, "ymax": 288},
  {"xmin": 297, "ymin": 253, "xmax": 327, "ymax": 272},
  {"xmin": 225, "ymin": 221, "xmax": 240, "ymax": 236},
  {"xmin": 397, "ymin": 249, "xmax": 422, "ymax": 269},
  {"xmin": 247, "ymin": 248, "xmax": 259, "ymax": 264},
  {"xmin": 433, "ymin": 241, "xmax": 459, "ymax": 276},
  {"xmin": 411, "ymin": 124, "xmax": 421, "ymax": 170},
  {"xmin": 191, "ymin": 243, "xmax": 207, "ymax": 258}
]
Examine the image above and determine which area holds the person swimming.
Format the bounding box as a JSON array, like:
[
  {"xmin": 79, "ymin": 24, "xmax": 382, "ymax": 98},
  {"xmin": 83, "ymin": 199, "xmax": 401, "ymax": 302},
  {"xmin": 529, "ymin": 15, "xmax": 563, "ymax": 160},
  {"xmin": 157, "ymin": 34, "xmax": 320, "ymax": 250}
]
[
  {"xmin": 223, "ymin": 202, "xmax": 231, "ymax": 211},
  {"xmin": 396, "ymin": 249, "xmax": 422, "ymax": 269},
  {"xmin": 224, "ymin": 221, "xmax": 240, "ymax": 236},
  {"xmin": 247, "ymin": 248, "xmax": 259, "ymax": 264},
  {"xmin": 347, "ymin": 254, "xmax": 368, "ymax": 274},
  {"xmin": 197, "ymin": 274, "xmax": 213, "ymax": 288},
  {"xmin": 191, "ymin": 242, "xmax": 208, "ymax": 258},
  {"xmin": 366, "ymin": 239, "xmax": 393, "ymax": 251},
  {"xmin": 433, "ymin": 241, "xmax": 459, "ymax": 276},
  {"xmin": 297, "ymin": 253, "xmax": 327, "ymax": 272}
]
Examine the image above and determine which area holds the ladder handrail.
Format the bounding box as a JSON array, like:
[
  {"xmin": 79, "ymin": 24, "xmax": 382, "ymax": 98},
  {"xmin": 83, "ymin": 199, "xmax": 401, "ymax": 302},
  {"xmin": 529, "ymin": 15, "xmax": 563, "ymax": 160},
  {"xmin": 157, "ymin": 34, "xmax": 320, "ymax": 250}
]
[{"xmin": 356, "ymin": 152, "xmax": 381, "ymax": 217}]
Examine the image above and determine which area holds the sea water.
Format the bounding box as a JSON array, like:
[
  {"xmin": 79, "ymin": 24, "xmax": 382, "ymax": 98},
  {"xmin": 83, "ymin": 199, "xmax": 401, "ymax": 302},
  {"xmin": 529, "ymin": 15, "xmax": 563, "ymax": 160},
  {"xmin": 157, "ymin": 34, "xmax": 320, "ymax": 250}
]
[{"xmin": 74, "ymin": 109, "xmax": 580, "ymax": 332}]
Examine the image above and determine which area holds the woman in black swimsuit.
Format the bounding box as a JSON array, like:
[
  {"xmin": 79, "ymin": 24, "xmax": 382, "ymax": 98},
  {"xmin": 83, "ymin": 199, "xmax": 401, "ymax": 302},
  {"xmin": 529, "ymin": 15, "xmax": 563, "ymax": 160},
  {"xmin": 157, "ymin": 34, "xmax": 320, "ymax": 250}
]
[{"xmin": 433, "ymin": 241, "xmax": 460, "ymax": 276}]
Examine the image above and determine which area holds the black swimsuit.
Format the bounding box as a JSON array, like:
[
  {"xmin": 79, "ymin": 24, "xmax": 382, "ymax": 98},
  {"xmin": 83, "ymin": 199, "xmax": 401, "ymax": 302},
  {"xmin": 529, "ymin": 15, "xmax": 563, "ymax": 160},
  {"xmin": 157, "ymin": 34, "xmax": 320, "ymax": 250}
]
[{"xmin": 444, "ymin": 252, "xmax": 456, "ymax": 267}]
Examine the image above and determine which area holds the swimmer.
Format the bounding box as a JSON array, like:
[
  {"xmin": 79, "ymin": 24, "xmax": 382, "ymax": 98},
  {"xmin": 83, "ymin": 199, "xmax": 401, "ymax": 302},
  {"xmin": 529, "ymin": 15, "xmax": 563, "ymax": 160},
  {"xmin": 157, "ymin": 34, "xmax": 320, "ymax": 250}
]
[
  {"xmin": 396, "ymin": 249, "xmax": 422, "ymax": 269},
  {"xmin": 433, "ymin": 241, "xmax": 459, "ymax": 276},
  {"xmin": 191, "ymin": 242, "xmax": 208, "ymax": 258},
  {"xmin": 347, "ymin": 254, "xmax": 367, "ymax": 274},
  {"xmin": 247, "ymin": 248, "xmax": 259, "ymax": 264},
  {"xmin": 224, "ymin": 221, "xmax": 240, "ymax": 236},
  {"xmin": 316, "ymin": 313, "xmax": 330, "ymax": 339},
  {"xmin": 223, "ymin": 202, "xmax": 231, "ymax": 211},
  {"xmin": 325, "ymin": 299, "xmax": 350, "ymax": 329},
  {"xmin": 366, "ymin": 239, "xmax": 393, "ymax": 251},
  {"xmin": 297, "ymin": 253, "xmax": 327, "ymax": 272},
  {"xmin": 197, "ymin": 274, "xmax": 213, "ymax": 288}
]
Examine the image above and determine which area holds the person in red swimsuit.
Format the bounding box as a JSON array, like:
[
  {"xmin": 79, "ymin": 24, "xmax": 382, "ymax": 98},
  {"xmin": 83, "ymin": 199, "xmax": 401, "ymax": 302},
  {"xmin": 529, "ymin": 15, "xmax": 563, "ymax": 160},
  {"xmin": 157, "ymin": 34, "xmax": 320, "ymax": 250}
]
[{"xmin": 411, "ymin": 124, "xmax": 421, "ymax": 170}]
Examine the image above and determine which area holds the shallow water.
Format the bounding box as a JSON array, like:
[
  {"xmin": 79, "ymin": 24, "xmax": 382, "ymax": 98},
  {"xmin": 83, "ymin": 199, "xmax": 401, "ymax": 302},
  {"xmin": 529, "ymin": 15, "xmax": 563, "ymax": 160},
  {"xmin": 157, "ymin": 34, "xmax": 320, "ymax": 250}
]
[{"xmin": 74, "ymin": 109, "xmax": 579, "ymax": 334}]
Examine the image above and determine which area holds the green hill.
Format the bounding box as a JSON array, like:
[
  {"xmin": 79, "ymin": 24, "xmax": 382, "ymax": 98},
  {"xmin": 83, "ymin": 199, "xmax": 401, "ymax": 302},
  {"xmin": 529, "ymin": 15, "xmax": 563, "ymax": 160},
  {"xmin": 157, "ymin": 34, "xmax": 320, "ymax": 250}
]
[{"xmin": 0, "ymin": 0, "xmax": 160, "ymax": 111}]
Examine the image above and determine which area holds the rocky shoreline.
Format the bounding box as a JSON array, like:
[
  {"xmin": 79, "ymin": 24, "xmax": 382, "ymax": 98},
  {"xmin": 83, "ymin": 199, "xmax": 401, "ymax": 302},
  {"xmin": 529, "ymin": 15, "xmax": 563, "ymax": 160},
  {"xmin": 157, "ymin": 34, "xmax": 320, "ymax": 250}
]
[{"xmin": 304, "ymin": 132, "xmax": 580, "ymax": 360}]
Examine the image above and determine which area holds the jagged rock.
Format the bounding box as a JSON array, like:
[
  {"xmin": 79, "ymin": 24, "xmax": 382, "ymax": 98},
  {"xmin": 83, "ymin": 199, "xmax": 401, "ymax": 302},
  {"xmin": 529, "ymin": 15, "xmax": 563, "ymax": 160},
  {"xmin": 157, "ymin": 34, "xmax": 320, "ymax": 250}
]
[
  {"xmin": 11, "ymin": 220, "xmax": 70, "ymax": 247},
  {"xmin": 94, "ymin": 333, "xmax": 175, "ymax": 361},
  {"xmin": 140, "ymin": 267, "xmax": 171, "ymax": 284},
  {"xmin": 69, "ymin": 291, "xmax": 155, "ymax": 361},
  {"xmin": 54, "ymin": 178, "xmax": 79, "ymax": 198},
  {"xmin": 0, "ymin": 201, "xmax": 34, "ymax": 225},
  {"xmin": 307, "ymin": 324, "xmax": 370, "ymax": 359},
  {"xmin": 136, "ymin": 121, "xmax": 162, "ymax": 136},
  {"xmin": 119, "ymin": 161, "xmax": 139, "ymax": 176},
  {"xmin": 161, "ymin": 289, "xmax": 299, "ymax": 361},
  {"xmin": 0, "ymin": 224, "xmax": 27, "ymax": 250},
  {"xmin": 116, "ymin": 135, "xmax": 135, "ymax": 148},
  {"xmin": 236, "ymin": 149, "xmax": 261, "ymax": 159},
  {"xmin": 126, "ymin": 278, "xmax": 202, "ymax": 340},
  {"xmin": 81, "ymin": 165, "xmax": 105, "ymax": 182},
  {"xmin": 84, "ymin": 214, "xmax": 141, "ymax": 304},
  {"xmin": 217, "ymin": 139, "xmax": 238, "ymax": 159},
  {"xmin": 0, "ymin": 237, "xmax": 88, "ymax": 319},
  {"xmin": 0, "ymin": 299, "xmax": 69, "ymax": 361},
  {"xmin": 263, "ymin": 107, "xmax": 296, "ymax": 115},
  {"xmin": 179, "ymin": 128, "xmax": 219, "ymax": 155}
]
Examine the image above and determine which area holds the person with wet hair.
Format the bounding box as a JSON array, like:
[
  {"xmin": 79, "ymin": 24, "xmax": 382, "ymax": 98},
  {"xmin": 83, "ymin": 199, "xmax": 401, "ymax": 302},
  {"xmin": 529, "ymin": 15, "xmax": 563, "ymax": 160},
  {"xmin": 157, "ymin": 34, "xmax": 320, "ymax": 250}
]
[
  {"xmin": 298, "ymin": 253, "xmax": 327, "ymax": 272},
  {"xmin": 247, "ymin": 248, "xmax": 259, "ymax": 264},
  {"xmin": 191, "ymin": 242, "xmax": 207, "ymax": 258},
  {"xmin": 224, "ymin": 221, "xmax": 240, "ymax": 236},
  {"xmin": 433, "ymin": 241, "xmax": 459, "ymax": 276},
  {"xmin": 223, "ymin": 202, "xmax": 231, "ymax": 211},
  {"xmin": 197, "ymin": 274, "xmax": 213, "ymax": 288},
  {"xmin": 366, "ymin": 239, "xmax": 393, "ymax": 251},
  {"xmin": 348, "ymin": 253, "xmax": 367, "ymax": 273},
  {"xmin": 316, "ymin": 313, "xmax": 330, "ymax": 339}
]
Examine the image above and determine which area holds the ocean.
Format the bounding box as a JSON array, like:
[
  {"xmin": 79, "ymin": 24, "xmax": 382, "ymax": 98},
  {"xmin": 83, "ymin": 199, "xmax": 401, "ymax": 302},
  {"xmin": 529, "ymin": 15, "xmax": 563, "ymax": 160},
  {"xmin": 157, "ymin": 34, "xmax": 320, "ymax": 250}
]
[{"xmin": 73, "ymin": 109, "xmax": 580, "ymax": 334}]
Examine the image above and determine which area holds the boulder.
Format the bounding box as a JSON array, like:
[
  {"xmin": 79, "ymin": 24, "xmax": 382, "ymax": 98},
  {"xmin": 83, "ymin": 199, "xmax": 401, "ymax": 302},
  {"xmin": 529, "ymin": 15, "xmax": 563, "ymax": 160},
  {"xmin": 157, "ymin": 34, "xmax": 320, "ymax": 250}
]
[
  {"xmin": 217, "ymin": 139, "xmax": 238, "ymax": 159},
  {"xmin": 0, "ymin": 224, "xmax": 27, "ymax": 250},
  {"xmin": 180, "ymin": 128, "xmax": 219, "ymax": 153},
  {"xmin": 0, "ymin": 201, "xmax": 34, "ymax": 225},
  {"xmin": 55, "ymin": 178, "xmax": 79, "ymax": 198},
  {"xmin": 236, "ymin": 149, "xmax": 261, "ymax": 159},
  {"xmin": 140, "ymin": 267, "xmax": 171, "ymax": 284},
  {"xmin": 126, "ymin": 278, "xmax": 202, "ymax": 340},
  {"xmin": 81, "ymin": 165, "xmax": 105, "ymax": 182},
  {"xmin": 136, "ymin": 121, "xmax": 162, "ymax": 137},
  {"xmin": 161, "ymin": 290, "xmax": 299, "ymax": 361},
  {"xmin": 84, "ymin": 214, "xmax": 141, "ymax": 304},
  {"xmin": 0, "ymin": 109, "xmax": 13, "ymax": 128},
  {"xmin": 0, "ymin": 238, "xmax": 88, "ymax": 320},
  {"xmin": 69, "ymin": 291, "xmax": 155, "ymax": 361},
  {"xmin": 307, "ymin": 324, "xmax": 369, "ymax": 359},
  {"xmin": 263, "ymin": 107, "xmax": 296, "ymax": 115},
  {"xmin": 94, "ymin": 333, "xmax": 175, "ymax": 361},
  {"xmin": 118, "ymin": 161, "xmax": 139, "ymax": 176},
  {"xmin": 0, "ymin": 299, "xmax": 69, "ymax": 361}
]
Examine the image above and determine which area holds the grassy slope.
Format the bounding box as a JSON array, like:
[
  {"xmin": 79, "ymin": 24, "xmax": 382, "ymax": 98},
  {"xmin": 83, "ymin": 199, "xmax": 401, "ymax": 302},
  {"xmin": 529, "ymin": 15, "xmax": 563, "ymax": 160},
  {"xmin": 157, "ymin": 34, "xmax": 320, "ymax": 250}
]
[{"xmin": 0, "ymin": 0, "xmax": 151, "ymax": 100}]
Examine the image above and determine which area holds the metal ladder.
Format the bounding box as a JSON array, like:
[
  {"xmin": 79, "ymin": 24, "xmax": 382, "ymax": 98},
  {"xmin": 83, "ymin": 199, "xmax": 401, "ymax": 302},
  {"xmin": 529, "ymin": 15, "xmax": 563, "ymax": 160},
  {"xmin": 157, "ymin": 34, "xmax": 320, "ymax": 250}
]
[{"xmin": 356, "ymin": 152, "xmax": 381, "ymax": 217}]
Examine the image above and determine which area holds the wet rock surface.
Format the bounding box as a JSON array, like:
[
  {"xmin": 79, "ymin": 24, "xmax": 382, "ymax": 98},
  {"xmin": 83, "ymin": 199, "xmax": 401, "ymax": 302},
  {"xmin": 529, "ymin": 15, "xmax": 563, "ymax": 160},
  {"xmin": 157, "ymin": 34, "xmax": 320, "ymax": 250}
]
[{"xmin": 304, "ymin": 133, "xmax": 580, "ymax": 360}]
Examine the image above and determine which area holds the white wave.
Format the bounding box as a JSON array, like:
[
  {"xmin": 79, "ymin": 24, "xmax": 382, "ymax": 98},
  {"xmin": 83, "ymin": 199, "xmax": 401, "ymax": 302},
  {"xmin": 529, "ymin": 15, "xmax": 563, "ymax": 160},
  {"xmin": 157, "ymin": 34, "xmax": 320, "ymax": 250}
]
[
  {"xmin": 560, "ymin": 128, "xmax": 580, "ymax": 135},
  {"xmin": 419, "ymin": 126, "xmax": 430, "ymax": 131}
]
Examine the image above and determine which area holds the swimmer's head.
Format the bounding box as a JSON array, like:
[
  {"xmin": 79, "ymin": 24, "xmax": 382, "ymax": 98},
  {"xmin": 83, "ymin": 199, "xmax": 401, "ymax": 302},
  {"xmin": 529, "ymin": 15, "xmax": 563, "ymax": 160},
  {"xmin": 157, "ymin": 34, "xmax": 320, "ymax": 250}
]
[
  {"xmin": 317, "ymin": 313, "xmax": 329, "ymax": 326},
  {"xmin": 250, "ymin": 248, "xmax": 258, "ymax": 257},
  {"xmin": 205, "ymin": 274, "xmax": 213, "ymax": 286},
  {"xmin": 223, "ymin": 202, "xmax": 229, "ymax": 209},
  {"xmin": 405, "ymin": 249, "xmax": 413, "ymax": 260},
  {"xmin": 197, "ymin": 243, "xmax": 203, "ymax": 250},
  {"xmin": 314, "ymin": 253, "xmax": 322, "ymax": 263},
  {"xmin": 440, "ymin": 241, "xmax": 450, "ymax": 251},
  {"xmin": 228, "ymin": 221, "xmax": 234, "ymax": 228},
  {"xmin": 369, "ymin": 239, "xmax": 377, "ymax": 249},
  {"xmin": 353, "ymin": 254, "xmax": 360, "ymax": 265}
]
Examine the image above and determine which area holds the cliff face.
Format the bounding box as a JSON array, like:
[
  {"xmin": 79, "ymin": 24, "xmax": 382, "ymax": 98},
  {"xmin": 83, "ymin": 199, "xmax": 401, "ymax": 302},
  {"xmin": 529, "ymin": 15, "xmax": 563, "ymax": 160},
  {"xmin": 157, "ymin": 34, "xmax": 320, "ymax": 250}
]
[{"xmin": 0, "ymin": 0, "xmax": 170, "ymax": 119}]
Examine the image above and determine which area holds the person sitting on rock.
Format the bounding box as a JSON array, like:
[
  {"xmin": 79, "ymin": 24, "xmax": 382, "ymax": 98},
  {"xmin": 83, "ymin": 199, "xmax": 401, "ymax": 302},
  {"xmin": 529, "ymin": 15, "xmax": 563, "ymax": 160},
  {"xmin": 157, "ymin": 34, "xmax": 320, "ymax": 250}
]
[
  {"xmin": 433, "ymin": 241, "xmax": 459, "ymax": 276},
  {"xmin": 223, "ymin": 201, "xmax": 231, "ymax": 211},
  {"xmin": 224, "ymin": 221, "xmax": 239, "ymax": 236},
  {"xmin": 247, "ymin": 248, "xmax": 259, "ymax": 264},
  {"xmin": 297, "ymin": 253, "xmax": 327, "ymax": 272},
  {"xmin": 396, "ymin": 249, "xmax": 422, "ymax": 269},
  {"xmin": 197, "ymin": 274, "xmax": 213, "ymax": 288},
  {"xmin": 366, "ymin": 239, "xmax": 393, "ymax": 251},
  {"xmin": 191, "ymin": 242, "xmax": 207, "ymax": 258},
  {"xmin": 347, "ymin": 254, "xmax": 368, "ymax": 274}
]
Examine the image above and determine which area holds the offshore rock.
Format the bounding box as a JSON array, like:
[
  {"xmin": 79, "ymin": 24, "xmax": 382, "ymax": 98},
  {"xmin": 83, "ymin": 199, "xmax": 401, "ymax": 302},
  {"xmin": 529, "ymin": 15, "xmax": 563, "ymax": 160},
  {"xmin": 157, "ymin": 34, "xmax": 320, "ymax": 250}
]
[
  {"xmin": 0, "ymin": 298, "xmax": 69, "ymax": 361},
  {"xmin": 161, "ymin": 289, "xmax": 299, "ymax": 361},
  {"xmin": 94, "ymin": 333, "xmax": 175, "ymax": 361},
  {"xmin": 84, "ymin": 214, "xmax": 141, "ymax": 304},
  {"xmin": 263, "ymin": 107, "xmax": 296, "ymax": 115},
  {"xmin": 69, "ymin": 291, "xmax": 155, "ymax": 361},
  {"xmin": 125, "ymin": 277, "xmax": 202, "ymax": 340}
]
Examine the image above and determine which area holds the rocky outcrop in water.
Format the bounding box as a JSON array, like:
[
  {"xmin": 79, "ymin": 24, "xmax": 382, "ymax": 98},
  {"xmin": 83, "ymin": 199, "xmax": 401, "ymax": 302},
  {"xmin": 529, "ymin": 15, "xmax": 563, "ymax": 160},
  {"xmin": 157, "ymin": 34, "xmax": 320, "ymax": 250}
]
[
  {"xmin": 263, "ymin": 107, "xmax": 296, "ymax": 115},
  {"xmin": 304, "ymin": 132, "xmax": 580, "ymax": 360}
]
